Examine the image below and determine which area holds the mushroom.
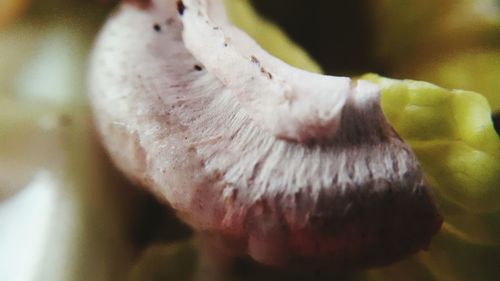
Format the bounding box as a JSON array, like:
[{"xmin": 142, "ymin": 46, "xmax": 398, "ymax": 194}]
[{"xmin": 88, "ymin": 0, "xmax": 442, "ymax": 270}]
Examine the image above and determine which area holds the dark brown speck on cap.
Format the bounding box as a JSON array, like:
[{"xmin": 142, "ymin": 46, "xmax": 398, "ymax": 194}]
[{"xmin": 177, "ymin": 0, "xmax": 186, "ymax": 15}]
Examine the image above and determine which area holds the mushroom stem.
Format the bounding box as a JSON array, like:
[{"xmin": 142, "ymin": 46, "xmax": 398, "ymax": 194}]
[{"xmin": 179, "ymin": 0, "xmax": 376, "ymax": 143}]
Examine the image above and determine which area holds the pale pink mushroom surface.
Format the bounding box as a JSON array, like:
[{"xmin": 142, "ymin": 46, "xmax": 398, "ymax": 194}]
[{"xmin": 88, "ymin": 0, "xmax": 442, "ymax": 269}]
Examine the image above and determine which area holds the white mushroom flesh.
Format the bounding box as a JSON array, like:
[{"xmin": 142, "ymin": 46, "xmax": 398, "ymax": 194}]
[{"xmin": 89, "ymin": 0, "xmax": 442, "ymax": 269}]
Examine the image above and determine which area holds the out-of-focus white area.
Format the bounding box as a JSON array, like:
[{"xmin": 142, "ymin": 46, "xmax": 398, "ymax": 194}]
[
  {"xmin": 473, "ymin": 0, "xmax": 500, "ymax": 21},
  {"xmin": 14, "ymin": 26, "xmax": 85, "ymax": 104},
  {"xmin": 0, "ymin": 19, "xmax": 85, "ymax": 198},
  {"xmin": 0, "ymin": 1, "xmax": 143, "ymax": 280},
  {"xmin": 0, "ymin": 171, "xmax": 67, "ymax": 281}
]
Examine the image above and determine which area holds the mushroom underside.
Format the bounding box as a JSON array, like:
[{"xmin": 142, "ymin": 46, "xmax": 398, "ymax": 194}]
[{"xmin": 88, "ymin": 0, "xmax": 442, "ymax": 269}]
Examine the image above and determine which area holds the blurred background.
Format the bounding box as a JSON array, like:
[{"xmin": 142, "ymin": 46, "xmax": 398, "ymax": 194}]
[{"xmin": 0, "ymin": 0, "xmax": 499, "ymax": 280}]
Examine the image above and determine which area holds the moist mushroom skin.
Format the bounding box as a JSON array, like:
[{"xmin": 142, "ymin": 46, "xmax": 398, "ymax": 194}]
[{"xmin": 88, "ymin": 0, "xmax": 443, "ymax": 270}]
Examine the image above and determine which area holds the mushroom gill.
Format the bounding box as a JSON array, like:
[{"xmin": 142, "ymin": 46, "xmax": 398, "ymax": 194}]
[{"xmin": 88, "ymin": 0, "xmax": 442, "ymax": 270}]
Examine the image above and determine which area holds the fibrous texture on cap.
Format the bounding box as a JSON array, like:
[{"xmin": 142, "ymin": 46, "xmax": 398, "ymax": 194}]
[{"xmin": 89, "ymin": 0, "xmax": 442, "ymax": 269}]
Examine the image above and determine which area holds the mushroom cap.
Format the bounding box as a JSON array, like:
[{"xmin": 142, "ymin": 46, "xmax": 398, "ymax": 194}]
[{"xmin": 88, "ymin": 0, "xmax": 442, "ymax": 269}]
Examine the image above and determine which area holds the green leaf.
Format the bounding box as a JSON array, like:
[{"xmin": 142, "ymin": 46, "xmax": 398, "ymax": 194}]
[
  {"xmin": 363, "ymin": 74, "xmax": 500, "ymax": 213},
  {"xmin": 411, "ymin": 50, "xmax": 500, "ymax": 112}
]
